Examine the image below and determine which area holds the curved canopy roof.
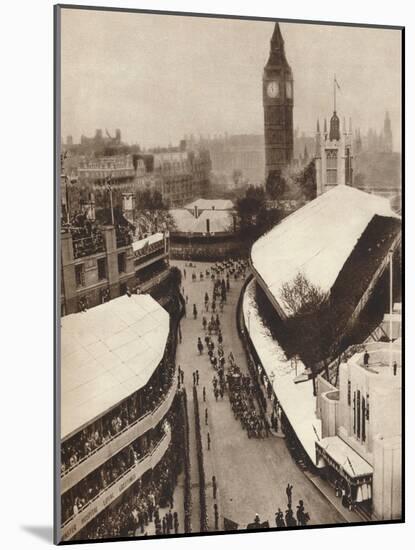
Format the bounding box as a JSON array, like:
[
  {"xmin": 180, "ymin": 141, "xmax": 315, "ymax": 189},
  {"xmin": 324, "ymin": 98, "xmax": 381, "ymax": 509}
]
[
  {"xmin": 251, "ymin": 185, "xmax": 400, "ymax": 317},
  {"xmin": 61, "ymin": 294, "xmax": 169, "ymax": 440}
]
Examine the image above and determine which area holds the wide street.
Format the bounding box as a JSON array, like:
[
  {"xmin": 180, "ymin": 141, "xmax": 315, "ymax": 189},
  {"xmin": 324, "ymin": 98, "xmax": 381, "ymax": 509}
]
[{"xmin": 172, "ymin": 259, "xmax": 345, "ymax": 532}]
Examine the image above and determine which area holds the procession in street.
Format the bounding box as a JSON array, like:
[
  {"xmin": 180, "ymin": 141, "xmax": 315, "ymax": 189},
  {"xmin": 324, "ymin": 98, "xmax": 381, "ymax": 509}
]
[{"xmin": 172, "ymin": 259, "xmax": 344, "ymax": 530}]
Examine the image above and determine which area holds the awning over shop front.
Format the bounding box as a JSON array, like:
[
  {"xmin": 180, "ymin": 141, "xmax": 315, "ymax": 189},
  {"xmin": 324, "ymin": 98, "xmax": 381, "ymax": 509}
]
[{"xmin": 316, "ymin": 436, "xmax": 373, "ymax": 485}]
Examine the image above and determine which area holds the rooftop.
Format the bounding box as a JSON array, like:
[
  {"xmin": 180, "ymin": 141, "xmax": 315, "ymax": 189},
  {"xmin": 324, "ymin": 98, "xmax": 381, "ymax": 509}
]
[
  {"xmin": 132, "ymin": 232, "xmax": 164, "ymax": 253},
  {"xmin": 61, "ymin": 294, "xmax": 169, "ymax": 440},
  {"xmin": 170, "ymin": 207, "xmax": 234, "ymax": 234},
  {"xmin": 184, "ymin": 198, "xmax": 234, "ymax": 211},
  {"xmin": 317, "ymin": 436, "xmax": 373, "ymax": 478},
  {"xmin": 251, "ymin": 185, "xmax": 400, "ymax": 317}
]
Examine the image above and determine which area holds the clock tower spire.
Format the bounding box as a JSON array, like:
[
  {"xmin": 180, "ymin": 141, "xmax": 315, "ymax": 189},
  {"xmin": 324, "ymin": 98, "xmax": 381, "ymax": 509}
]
[{"xmin": 263, "ymin": 22, "xmax": 294, "ymax": 182}]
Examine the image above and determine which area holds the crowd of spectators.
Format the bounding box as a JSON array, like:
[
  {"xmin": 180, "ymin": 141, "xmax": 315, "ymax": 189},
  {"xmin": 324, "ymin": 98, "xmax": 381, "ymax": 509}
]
[
  {"xmin": 61, "ymin": 355, "xmax": 176, "ymax": 476},
  {"xmin": 62, "ymin": 212, "xmax": 106, "ymax": 259},
  {"xmin": 133, "ymin": 236, "xmax": 165, "ymax": 261},
  {"xmin": 135, "ymin": 260, "xmax": 169, "ymax": 288},
  {"xmin": 72, "ymin": 397, "xmax": 185, "ymax": 541},
  {"xmin": 62, "ymin": 423, "xmax": 167, "ymax": 526},
  {"xmin": 116, "ymin": 224, "xmax": 134, "ymax": 248}
]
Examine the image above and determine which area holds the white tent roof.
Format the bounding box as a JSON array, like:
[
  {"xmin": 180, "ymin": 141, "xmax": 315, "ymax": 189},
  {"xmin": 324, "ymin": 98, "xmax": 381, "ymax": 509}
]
[
  {"xmin": 132, "ymin": 232, "xmax": 164, "ymax": 252},
  {"xmin": 184, "ymin": 198, "xmax": 234, "ymax": 211},
  {"xmin": 61, "ymin": 294, "xmax": 169, "ymax": 440},
  {"xmin": 251, "ymin": 185, "xmax": 400, "ymax": 316},
  {"xmin": 243, "ymin": 280, "xmax": 321, "ymax": 465},
  {"xmin": 170, "ymin": 208, "xmax": 233, "ymax": 234}
]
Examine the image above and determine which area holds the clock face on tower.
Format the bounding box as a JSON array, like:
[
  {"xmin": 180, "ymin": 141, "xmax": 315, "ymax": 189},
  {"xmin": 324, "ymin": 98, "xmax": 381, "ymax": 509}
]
[{"xmin": 267, "ymin": 81, "xmax": 280, "ymax": 98}]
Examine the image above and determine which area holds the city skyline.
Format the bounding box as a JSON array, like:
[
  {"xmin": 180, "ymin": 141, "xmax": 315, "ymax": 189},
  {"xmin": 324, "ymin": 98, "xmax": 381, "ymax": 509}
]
[{"xmin": 61, "ymin": 10, "xmax": 402, "ymax": 151}]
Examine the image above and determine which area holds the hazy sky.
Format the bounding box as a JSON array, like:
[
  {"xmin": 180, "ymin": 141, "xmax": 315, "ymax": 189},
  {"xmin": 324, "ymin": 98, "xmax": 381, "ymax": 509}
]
[{"xmin": 60, "ymin": 9, "xmax": 402, "ymax": 150}]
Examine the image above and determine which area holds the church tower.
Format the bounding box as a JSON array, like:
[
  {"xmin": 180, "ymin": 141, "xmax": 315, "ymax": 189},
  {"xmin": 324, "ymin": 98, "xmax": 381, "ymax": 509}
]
[
  {"xmin": 383, "ymin": 111, "xmax": 393, "ymax": 152},
  {"xmin": 263, "ymin": 23, "xmax": 294, "ymax": 181}
]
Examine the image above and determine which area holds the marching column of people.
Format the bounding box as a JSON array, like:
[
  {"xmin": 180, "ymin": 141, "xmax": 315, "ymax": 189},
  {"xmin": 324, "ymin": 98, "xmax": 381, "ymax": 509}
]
[{"xmin": 177, "ymin": 259, "xmax": 314, "ymax": 531}]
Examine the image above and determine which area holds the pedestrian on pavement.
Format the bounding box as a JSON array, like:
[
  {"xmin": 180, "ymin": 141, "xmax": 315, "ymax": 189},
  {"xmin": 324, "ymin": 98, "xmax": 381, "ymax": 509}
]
[
  {"xmin": 202, "ymin": 316, "xmax": 207, "ymax": 331},
  {"xmin": 207, "ymin": 432, "xmax": 211, "ymax": 450},
  {"xmin": 363, "ymin": 349, "xmax": 370, "ymax": 366},
  {"xmin": 196, "ymin": 370, "xmax": 200, "ymax": 385},
  {"xmin": 296, "ymin": 500, "xmax": 308, "ymax": 526},
  {"xmin": 173, "ymin": 511, "xmax": 179, "ymax": 534},
  {"xmin": 212, "ymin": 475, "xmax": 217, "ymax": 499},
  {"xmin": 193, "ymin": 371, "xmax": 196, "ymax": 386},
  {"xmin": 203, "ymin": 386, "xmax": 206, "ymax": 402},
  {"xmin": 193, "ymin": 304, "xmax": 198, "ymax": 320},
  {"xmin": 184, "ymin": 268, "xmax": 186, "ymax": 280},
  {"xmin": 275, "ymin": 508, "xmax": 285, "ymax": 528},
  {"xmin": 186, "ymin": 295, "xmax": 188, "ymax": 304},
  {"xmin": 285, "ymin": 505, "xmax": 296, "ymax": 526},
  {"xmin": 205, "ymin": 407, "xmax": 208, "ymax": 425},
  {"xmin": 214, "ymin": 388, "xmax": 219, "ymax": 401},
  {"xmin": 214, "ymin": 503, "xmax": 219, "ymax": 530},
  {"xmin": 286, "ymin": 483, "xmax": 293, "ymax": 507},
  {"xmin": 197, "ymin": 337, "xmax": 204, "ymax": 355},
  {"xmin": 219, "ymin": 386, "xmax": 224, "ymax": 399},
  {"xmin": 393, "ymin": 361, "xmax": 398, "ymax": 375}
]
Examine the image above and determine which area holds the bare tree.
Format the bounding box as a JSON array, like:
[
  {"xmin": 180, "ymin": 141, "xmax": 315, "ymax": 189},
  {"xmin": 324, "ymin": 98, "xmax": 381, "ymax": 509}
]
[{"xmin": 280, "ymin": 272, "xmax": 325, "ymax": 317}]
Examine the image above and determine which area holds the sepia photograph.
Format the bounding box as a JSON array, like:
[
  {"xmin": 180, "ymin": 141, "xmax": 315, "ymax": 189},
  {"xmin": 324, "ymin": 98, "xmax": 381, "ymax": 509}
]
[{"xmin": 55, "ymin": 5, "xmax": 403, "ymax": 544}]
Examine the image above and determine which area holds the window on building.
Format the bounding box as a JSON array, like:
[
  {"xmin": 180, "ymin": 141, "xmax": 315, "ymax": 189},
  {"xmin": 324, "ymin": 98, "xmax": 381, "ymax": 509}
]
[
  {"xmin": 356, "ymin": 390, "xmax": 361, "ymax": 439},
  {"xmin": 326, "ymin": 149, "xmax": 338, "ymax": 184},
  {"xmin": 362, "ymin": 397, "xmax": 366, "ymax": 442},
  {"xmin": 75, "ymin": 264, "xmax": 85, "ymax": 288},
  {"xmin": 97, "ymin": 258, "xmax": 107, "ymax": 280},
  {"xmin": 118, "ymin": 252, "xmax": 126, "ymax": 274},
  {"xmin": 353, "ymin": 392, "xmax": 356, "ymax": 434}
]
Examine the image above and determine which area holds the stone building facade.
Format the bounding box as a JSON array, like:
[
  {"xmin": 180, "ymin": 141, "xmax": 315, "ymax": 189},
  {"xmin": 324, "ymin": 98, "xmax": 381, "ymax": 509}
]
[{"xmin": 60, "ymin": 226, "xmax": 170, "ymax": 316}]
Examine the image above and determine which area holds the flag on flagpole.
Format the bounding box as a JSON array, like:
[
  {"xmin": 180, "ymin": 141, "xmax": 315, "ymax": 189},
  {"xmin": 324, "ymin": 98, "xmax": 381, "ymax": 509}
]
[
  {"xmin": 346, "ymin": 456, "xmax": 356, "ymax": 476},
  {"xmin": 334, "ymin": 76, "xmax": 341, "ymax": 90}
]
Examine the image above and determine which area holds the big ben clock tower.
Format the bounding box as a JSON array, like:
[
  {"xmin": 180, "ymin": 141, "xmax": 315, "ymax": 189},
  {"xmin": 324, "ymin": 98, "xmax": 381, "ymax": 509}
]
[{"xmin": 263, "ymin": 23, "xmax": 294, "ymax": 180}]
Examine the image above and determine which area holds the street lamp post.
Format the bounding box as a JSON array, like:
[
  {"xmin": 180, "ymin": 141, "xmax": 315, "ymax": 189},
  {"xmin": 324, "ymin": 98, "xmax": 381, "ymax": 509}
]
[
  {"xmin": 388, "ymin": 249, "xmax": 393, "ymax": 370},
  {"xmin": 108, "ymin": 176, "xmax": 115, "ymax": 226}
]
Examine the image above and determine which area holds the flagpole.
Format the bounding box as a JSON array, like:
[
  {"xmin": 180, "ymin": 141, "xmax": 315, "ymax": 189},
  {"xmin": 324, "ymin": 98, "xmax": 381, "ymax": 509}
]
[
  {"xmin": 389, "ymin": 249, "xmax": 393, "ymax": 369},
  {"xmin": 334, "ymin": 74, "xmax": 336, "ymax": 111},
  {"xmin": 109, "ymin": 186, "xmax": 114, "ymax": 226},
  {"xmin": 107, "ymin": 176, "xmax": 115, "ymax": 226}
]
